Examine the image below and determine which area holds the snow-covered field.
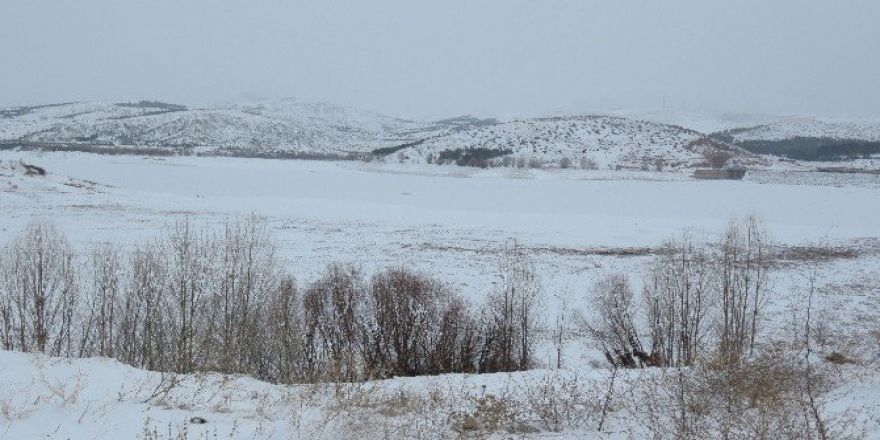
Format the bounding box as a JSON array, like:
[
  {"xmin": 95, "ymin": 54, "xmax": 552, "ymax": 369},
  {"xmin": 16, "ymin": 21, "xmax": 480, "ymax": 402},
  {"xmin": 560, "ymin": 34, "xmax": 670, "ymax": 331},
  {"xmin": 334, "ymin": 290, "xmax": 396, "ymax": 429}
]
[
  {"xmin": 3, "ymin": 151, "xmax": 878, "ymax": 304},
  {"xmin": 5, "ymin": 347, "xmax": 880, "ymax": 439},
  {"xmin": 2, "ymin": 151, "xmax": 880, "ymax": 438}
]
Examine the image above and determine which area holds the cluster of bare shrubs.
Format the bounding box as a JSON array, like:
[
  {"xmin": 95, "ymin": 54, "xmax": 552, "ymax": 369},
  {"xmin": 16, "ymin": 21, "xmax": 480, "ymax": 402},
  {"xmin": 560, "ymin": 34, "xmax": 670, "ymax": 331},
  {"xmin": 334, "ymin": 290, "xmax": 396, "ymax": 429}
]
[
  {"xmin": 584, "ymin": 217, "xmax": 770, "ymax": 369},
  {"xmin": 0, "ymin": 220, "xmax": 542, "ymax": 383},
  {"xmin": 326, "ymin": 372, "xmax": 608, "ymax": 437},
  {"xmin": 298, "ymin": 264, "xmax": 480, "ymax": 382},
  {"xmin": 422, "ymin": 153, "xmax": 601, "ymax": 170},
  {"xmin": 585, "ymin": 217, "xmax": 847, "ymax": 438},
  {"xmin": 630, "ymin": 350, "xmax": 842, "ymax": 439}
]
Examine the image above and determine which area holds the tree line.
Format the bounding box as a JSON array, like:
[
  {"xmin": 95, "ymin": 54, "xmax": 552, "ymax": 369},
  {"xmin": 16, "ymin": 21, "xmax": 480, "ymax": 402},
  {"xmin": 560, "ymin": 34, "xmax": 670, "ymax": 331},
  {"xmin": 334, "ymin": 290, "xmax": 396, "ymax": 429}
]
[
  {"xmin": 0, "ymin": 216, "xmax": 778, "ymax": 385},
  {"xmin": 0, "ymin": 219, "xmax": 541, "ymax": 383}
]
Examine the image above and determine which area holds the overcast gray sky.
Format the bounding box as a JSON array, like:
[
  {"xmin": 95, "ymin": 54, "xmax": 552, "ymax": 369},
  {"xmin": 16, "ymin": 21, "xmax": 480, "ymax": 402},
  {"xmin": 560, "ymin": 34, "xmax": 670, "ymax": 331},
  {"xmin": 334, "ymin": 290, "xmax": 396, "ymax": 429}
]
[{"xmin": 2, "ymin": 0, "xmax": 878, "ymax": 119}]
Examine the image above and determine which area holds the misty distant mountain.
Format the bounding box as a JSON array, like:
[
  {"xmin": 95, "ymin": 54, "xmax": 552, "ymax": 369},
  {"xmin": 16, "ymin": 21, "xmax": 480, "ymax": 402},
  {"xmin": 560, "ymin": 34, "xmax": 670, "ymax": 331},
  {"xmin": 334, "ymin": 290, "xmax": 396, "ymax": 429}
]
[
  {"xmin": 0, "ymin": 100, "xmax": 398, "ymax": 154},
  {"xmin": 3, "ymin": 99, "xmax": 878, "ymax": 166},
  {"xmin": 0, "ymin": 100, "xmax": 509, "ymax": 159}
]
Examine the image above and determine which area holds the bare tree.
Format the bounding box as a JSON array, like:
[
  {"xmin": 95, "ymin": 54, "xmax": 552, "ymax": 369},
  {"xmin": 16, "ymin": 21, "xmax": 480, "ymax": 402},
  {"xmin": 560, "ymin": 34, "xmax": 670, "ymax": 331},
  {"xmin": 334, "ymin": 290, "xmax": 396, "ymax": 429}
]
[
  {"xmin": 365, "ymin": 267, "xmax": 479, "ymax": 377},
  {"xmin": 164, "ymin": 221, "xmax": 214, "ymax": 373},
  {"xmin": 302, "ymin": 263, "xmax": 367, "ymax": 381},
  {"xmin": 643, "ymin": 235, "xmax": 714, "ymax": 367},
  {"xmin": 583, "ymin": 274, "xmax": 649, "ymax": 368},
  {"xmin": 119, "ymin": 243, "xmax": 167, "ymax": 371},
  {"xmin": 198, "ymin": 217, "xmax": 280, "ymax": 376},
  {"xmin": 479, "ymin": 241, "xmax": 542, "ymax": 372},
  {"xmin": 79, "ymin": 243, "xmax": 123, "ymax": 358},
  {"xmin": 265, "ymin": 276, "xmax": 304, "ymax": 383},
  {"xmin": 366, "ymin": 267, "xmax": 442, "ymax": 377},
  {"xmin": 803, "ymin": 269, "xmax": 828, "ymax": 440},
  {"xmin": 0, "ymin": 220, "xmax": 77, "ymax": 356},
  {"xmin": 716, "ymin": 216, "xmax": 770, "ymax": 366},
  {"xmin": 430, "ymin": 294, "xmax": 479, "ymax": 374}
]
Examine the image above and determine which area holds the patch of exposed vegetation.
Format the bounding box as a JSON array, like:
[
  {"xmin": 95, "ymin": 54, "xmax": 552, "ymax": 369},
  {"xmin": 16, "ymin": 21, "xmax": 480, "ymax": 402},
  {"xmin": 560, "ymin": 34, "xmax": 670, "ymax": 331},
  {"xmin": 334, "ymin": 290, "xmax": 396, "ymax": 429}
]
[
  {"xmin": 115, "ymin": 100, "xmax": 188, "ymax": 111},
  {"xmin": 370, "ymin": 138, "xmax": 427, "ymax": 157},
  {"xmin": 435, "ymin": 147, "xmax": 512, "ymax": 167},
  {"xmin": 0, "ymin": 102, "xmax": 74, "ymax": 119},
  {"xmin": 712, "ymin": 133, "xmax": 880, "ymax": 161}
]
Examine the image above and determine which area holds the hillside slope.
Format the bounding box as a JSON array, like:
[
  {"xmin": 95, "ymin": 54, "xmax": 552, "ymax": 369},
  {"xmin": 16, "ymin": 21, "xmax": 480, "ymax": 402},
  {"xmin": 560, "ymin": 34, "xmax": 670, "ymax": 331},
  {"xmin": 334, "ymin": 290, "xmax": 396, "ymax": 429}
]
[
  {"xmin": 0, "ymin": 100, "xmax": 431, "ymax": 155},
  {"xmin": 712, "ymin": 117, "xmax": 880, "ymax": 161},
  {"xmin": 716, "ymin": 117, "xmax": 880, "ymax": 143},
  {"xmin": 391, "ymin": 115, "xmax": 756, "ymax": 170}
]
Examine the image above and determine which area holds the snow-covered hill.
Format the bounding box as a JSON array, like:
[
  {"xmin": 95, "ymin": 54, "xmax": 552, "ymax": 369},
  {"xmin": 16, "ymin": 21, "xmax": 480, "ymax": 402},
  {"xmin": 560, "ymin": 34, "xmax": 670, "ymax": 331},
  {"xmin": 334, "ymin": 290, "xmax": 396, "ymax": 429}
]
[
  {"xmin": 0, "ymin": 100, "xmax": 430, "ymax": 155},
  {"xmin": 601, "ymin": 109, "xmax": 785, "ymax": 134},
  {"xmin": 710, "ymin": 117, "xmax": 880, "ymax": 162},
  {"xmin": 2, "ymin": 101, "xmax": 765, "ymax": 170},
  {"xmin": 12, "ymin": 100, "xmax": 880, "ymax": 169},
  {"xmin": 717, "ymin": 117, "xmax": 880, "ymax": 143},
  {"xmin": 391, "ymin": 115, "xmax": 756, "ymax": 170}
]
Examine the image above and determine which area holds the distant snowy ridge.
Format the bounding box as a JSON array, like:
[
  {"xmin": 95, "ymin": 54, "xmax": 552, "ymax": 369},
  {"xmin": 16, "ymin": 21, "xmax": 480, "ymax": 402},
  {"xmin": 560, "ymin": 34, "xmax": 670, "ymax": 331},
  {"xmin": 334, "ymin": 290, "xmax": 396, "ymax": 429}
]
[
  {"xmin": 710, "ymin": 117, "xmax": 880, "ymax": 162},
  {"xmin": 1, "ymin": 100, "xmax": 761, "ymax": 169},
  {"xmin": 23, "ymin": 100, "xmax": 880, "ymax": 168},
  {"xmin": 0, "ymin": 100, "xmax": 432, "ymax": 154},
  {"xmin": 714, "ymin": 116, "xmax": 880, "ymax": 143}
]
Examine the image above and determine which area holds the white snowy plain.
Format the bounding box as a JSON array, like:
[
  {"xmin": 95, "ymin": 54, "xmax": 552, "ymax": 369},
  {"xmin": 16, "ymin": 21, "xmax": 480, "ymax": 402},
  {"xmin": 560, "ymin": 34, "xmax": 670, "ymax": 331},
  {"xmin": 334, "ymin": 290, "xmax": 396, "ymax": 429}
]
[{"xmin": 2, "ymin": 151, "xmax": 880, "ymax": 438}]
